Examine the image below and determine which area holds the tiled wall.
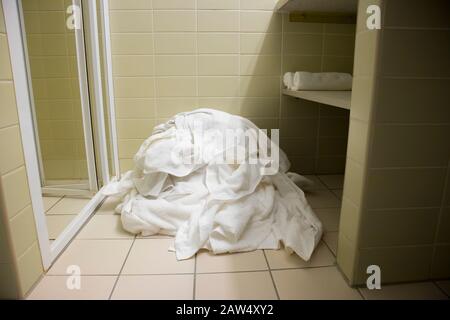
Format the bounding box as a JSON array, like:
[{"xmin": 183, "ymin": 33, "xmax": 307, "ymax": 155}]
[
  {"xmin": 338, "ymin": 0, "xmax": 450, "ymax": 285},
  {"xmin": 108, "ymin": 0, "xmax": 355, "ymax": 174},
  {"xmin": 0, "ymin": 2, "xmax": 43, "ymax": 298},
  {"xmin": 21, "ymin": 0, "xmax": 88, "ymax": 181}
]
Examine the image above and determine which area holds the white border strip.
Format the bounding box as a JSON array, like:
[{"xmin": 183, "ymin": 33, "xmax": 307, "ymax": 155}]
[
  {"xmin": 2, "ymin": 0, "xmax": 52, "ymax": 269},
  {"xmin": 73, "ymin": 0, "xmax": 99, "ymax": 192},
  {"xmin": 100, "ymin": 0, "xmax": 120, "ymax": 179},
  {"xmin": 87, "ymin": 0, "xmax": 110, "ymax": 185}
]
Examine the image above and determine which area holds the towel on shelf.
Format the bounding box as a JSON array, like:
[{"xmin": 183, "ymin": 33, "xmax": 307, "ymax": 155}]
[
  {"xmin": 283, "ymin": 72, "xmax": 294, "ymax": 90},
  {"xmin": 291, "ymin": 72, "xmax": 353, "ymax": 91}
]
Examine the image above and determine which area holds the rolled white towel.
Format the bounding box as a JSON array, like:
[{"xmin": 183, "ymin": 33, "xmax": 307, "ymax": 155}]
[
  {"xmin": 283, "ymin": 72, "xmax": 294, "ymax": 90},
  {"xmin": 292, "ymin": 72, "xmax": 352, "ymax": 91}
]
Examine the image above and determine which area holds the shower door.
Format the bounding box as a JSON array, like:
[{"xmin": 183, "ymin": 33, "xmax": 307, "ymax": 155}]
[{"xmin": 20, "ymin": 0, "xmax": 98, "ymax": 197}]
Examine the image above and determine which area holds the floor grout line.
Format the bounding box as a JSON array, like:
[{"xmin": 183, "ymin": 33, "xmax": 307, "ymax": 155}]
[
  {"xmin": 43, "ymin": 195, "xmax": 65, "ymax": 214},
  {"xmin": 262, "ymin": 250, "xmax": 280, "ymax": 300},
  {"xmin": 107, "ymin": 236, "xmax": 137, "ymax": 300},
  {"xmin": 433, "ymin": 281, "xmax": 450, "ymax": 298}
]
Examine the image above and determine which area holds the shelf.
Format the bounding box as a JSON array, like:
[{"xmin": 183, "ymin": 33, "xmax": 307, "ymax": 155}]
[
  {"xmin": 283, "ymin": 89, "xmax": 351, "ymax": 110},
  {"xmin": 276, "ymin": 0, "xmax": 358, "ymax": 13}
]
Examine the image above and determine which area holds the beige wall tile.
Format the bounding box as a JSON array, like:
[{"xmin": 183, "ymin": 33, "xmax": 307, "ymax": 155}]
[
  {"xmin": 197, "ymin": 0, "xmax": 239, "ymax": 10},
  {"xmin": 119, "ymin": 159, "xmax": 134, "ymax": 173},
  {"xmin": 376, "ymin": 79, "xmax": 450, "ymax": 123},
  {"xmin": 361, "ymin": 209, "xmax": 439, "ymax": 247},
  {"xmin": 0, "ymin": 1, "xmax": 5, "ymax": 33},
  {"xmin": 437, "ymin": 207, "xmax": 450, "ymax": 243},
  {"xmin": 0, "ymin": 263, "xmax": 19, "ymax": 299},
  {"xmin": 198, "ymin": 76, "xmax": 240, "ymax": 97},
  {"xmin": 0, "ymin": 82, "xmax": 18, "ymax": 128},
  {"xmin": 112, "ymin": 55, "xmax": 154, "ymax": 76},
  {"xmin": 240, "ymin": 33, "xmax": 281, "ymax": 55},
  {"xmin": 240, "ymin": 11, "xmax": 281, "ymax": 33},
  {"xmin": 384, "ymin": 0, "xmax": 450, "ymax": 29},
  {"xmin": 109, "ymin": 10, "xmax": 152, "ymax": 33},
  {"xmin": 316, "ymin": 156, "xmax": 346, "ymax": 174},
  {"xmin": 281, "ymin": 96, "xmax": 319, "ymax": 118},
  {"xmin": 280, "ymin": 138, "xmax": 316, "ymax": 157},
  {"xmin": 356, "ymin": 246, "xmax": 433, "ymax": 284},
  {"xmin": 366, "ymin": 168, "xmax": 447, "ymax": 209},
  {"xmin": 282, "ymin": 55, "xmax": 322, "ymax": 73},
  {"xmin": 109, "ymin": 0, "xmax": 151, "ymax": 10},
  {"xmin": 289, "ymin": 156, "xmax": 316, "ymax": 174},
  {"xmin": 240, "ymin": 55, "xmax": 281, "ymax": 76},
  {"xmin": 17, "ymin": 242, "xmax": 43, "ymax": 295},
  {"xmin": 350, "ymin": 76, "xmax": 374, "ymax": 122},
  {"xmin": 116, "ymin": 119, "xmax": 156, "ymax": 139},
  {"xmin": 198, "ymin": 55, "xmax": 239, "ymax": 76},
  {"xmin": 279, "ymin": 118, "xmax": 318, "ymax": 138},
  {"xmin": 336, "ymin": 232, "xmax": 357, "ymax": 283},
  {"xmin": 283, "ymin": 34, "xmax": 323, "ymax": 55},
  {"xmin": 370, "ymin": 124, "xmax": 450, "ymax": 168},
  {"xmin": 152, "ymin": 0, "xmax": 195, "ymax": 10},
  {"xmin": 153, "ymin": 10, "xmax": 196, "ymax": 32},
  {"xmin": 155, "ymin": 55, "xmax": 196, "ymax": 76},
  {"xmin": 198, "ymin": 33, "xmax": 239, "ymax": 54},
  {"xmin": 0, "ymin": 34, "xmax": 12, "ymax": 80},
  {"xmin": 156, "ymin": 98, "xmax": 198, "ymax": 117},
  {"xmin": 9, "ymin": 205, "xmax": 37, "ymax": 258},
  {"xmin": 114, "ymin": 77, "xmax": 155, "ymax": 98},
  {"xmin": 431, "ymin": 245, "xmax": 450, "ymax": 279},
  {"xmin": 198, "ymin": 98, "xmax": 240, "ymax": 115},
  {"xmin": 0, "ymin": 126, "xmax": 25, "ymax": 175},
  {"xmin": 240, "ymin": 97, "xmax": 279, "ymax": 118},
  {"xmin": 318, "ymin": 137, "xmax": 348, "ymax": 156},
  {"xmin": 353, "ymin": 30, "xmax": 379, "ymax": 77},
  {"xmin": 323, "ymin": 23, "xmax": 355, "ymax": 35},
  {"xmin": 240, "ymin": 0, "xmax": 278, "ymax": 10},
  {"xmin": 155, "ymin": 77, "xmax": 197, "ymax": 97},
  {"xmin": 339, "ymin": 199, "xmax": 360, "ymax": 242},
  {"xmin": 154, "ymin": 33, "xmax": 197, "ymax": 54},
  {"xmin": 118, "ymin": 139, "xmax": 143, "ymax": 158},
  {"xmin": 323, "ymin": 34, "xmax": 355, "ymax": 57},
  {"xmin": 1, "ymin": 167, "xmax": 31, "ymax": 219},
  {"xmin": 322, "ymin": 56, "xmax": 354, "ymax": 74},
  {"xmin": 380, "ymin": 29, "xmax": 450, "ymax": 77},
  {"xmin": 319, "ymin": 117, "xmax": 349, "ymax": 137},
  {"xmin": 111, "ymin": 34, "xmax": 154, "ymax": 55},
  {"xmin": 282, "ymin": 16, "xmax": 322, "ymax": 34},
  {"xmin": 346, "ymin": 119, "xmax": 369, "ymax": 164},
  {"xmin": 115, "ymin": 98, "xmax": 156, "ymax": 119},
  {"xmin": 198, "ymin": 10, "xmax": 239, "ymax": 32},
  {"xmin": 240, "ymin": 76, "xmax": 280, "ymax": 97}
]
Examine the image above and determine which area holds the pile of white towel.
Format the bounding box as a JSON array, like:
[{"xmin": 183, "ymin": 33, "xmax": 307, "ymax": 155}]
[
  {"xmin": 284, "ymin": 71, "xmax": 353, "ymax": 91},
  {"xmin": 103, "ymin": 109, "xmax": 323, "ymax": 261}
]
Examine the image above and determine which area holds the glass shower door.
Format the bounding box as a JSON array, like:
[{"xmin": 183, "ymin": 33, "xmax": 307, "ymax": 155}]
[{"xmin": 20, "ymin": 0, "xmax": 98, "ymax": 197}]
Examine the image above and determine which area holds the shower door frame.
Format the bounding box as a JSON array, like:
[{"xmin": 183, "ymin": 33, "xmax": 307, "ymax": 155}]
[
  {"xmin": 18, "ymin": 0, "xmax": 99, "ymax": 197},
  {"xmin": 2, "ymin": 0, "xmax": 120, "ymax": 269}
]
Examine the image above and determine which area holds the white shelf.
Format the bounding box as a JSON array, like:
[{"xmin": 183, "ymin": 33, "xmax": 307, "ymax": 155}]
[
  {"xmin": 276, "ymin": 0, "xmax": 358, "ymax": 13},
  {"xmin": 283, "ymin": 89, "xmax": 351, "ymax": 110}
]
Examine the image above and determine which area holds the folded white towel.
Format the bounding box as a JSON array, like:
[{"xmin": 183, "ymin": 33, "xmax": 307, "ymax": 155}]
[
  {"xmin": 283, "ymin": 72, "xmax": 294, "ymax": 90},
  {"xmin": 291, "ymin": 72, "xmax": 352, "ymax": 91}
]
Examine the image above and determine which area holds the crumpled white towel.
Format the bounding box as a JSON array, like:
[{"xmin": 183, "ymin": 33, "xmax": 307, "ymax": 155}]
[
  {"xmin": 291, "ymin": 72, "xmax": 353, "ymax": 91},
  {"xmin": 103, "ymin": 108, "xmax": 323, "ymax": 261}
]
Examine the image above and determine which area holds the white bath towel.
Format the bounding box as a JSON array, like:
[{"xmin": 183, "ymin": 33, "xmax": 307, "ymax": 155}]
[
  {"xmin": 283, "ymin": 72, "xmax": 294, "ymax": 90},
  {"xmin": 292, "ymin": 72, "xmax": 353, "ymax": 91},
  {"xmin": 103, "ymin": 109, "xmax": 322, "ymax": 261}
]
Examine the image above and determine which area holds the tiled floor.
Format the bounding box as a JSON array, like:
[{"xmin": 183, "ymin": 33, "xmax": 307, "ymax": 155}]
[
  {"xmin": 28, "ymin": 175, "xmax": 450, "ymax": 300},
  {"xmin": 43, "ymin": 196, "xmax": 92, "ymax": 240}
]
